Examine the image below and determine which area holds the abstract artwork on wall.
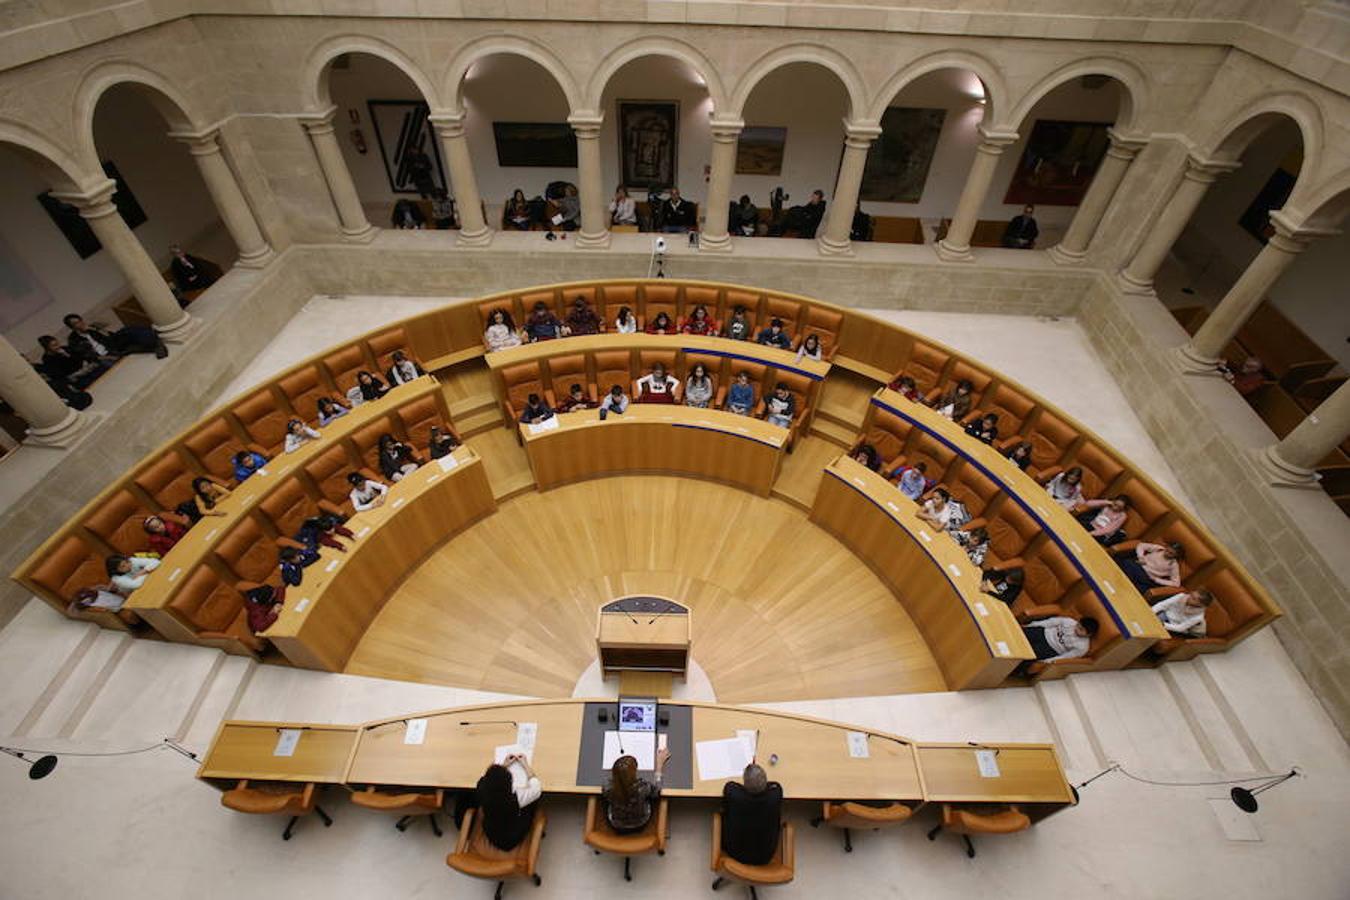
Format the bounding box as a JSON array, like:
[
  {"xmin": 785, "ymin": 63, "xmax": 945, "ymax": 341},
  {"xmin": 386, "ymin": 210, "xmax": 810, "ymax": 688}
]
[
  {"xmin": 1003, "ymin": 119, "xmax": 1111, "ymax": 206},
  {"xmin": 859, "ymin": 107, "xmax": 946, "ymax": 204},
  {"xmin": 37, "ymin": 160, "xmax": 146, "ymax": 260},
  {"xmin": 492, "ymin": 122, "xmax": 578, "ymax": 167},
  {"xmin": 367, "ymin": 100, "xmax": 447, "ymax": 194},
  {"xmin": 736, "ymin": 126, "xmax": 788, "ymax": 176},
  {"xmin": 618, "ymin": 100, "xmax": 678, "ymax": 190}
]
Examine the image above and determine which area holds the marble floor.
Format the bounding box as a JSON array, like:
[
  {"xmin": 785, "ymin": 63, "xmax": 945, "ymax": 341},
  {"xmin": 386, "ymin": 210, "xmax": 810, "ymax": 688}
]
[{"xmin": 0, "ymin": 297, "xmax": 1347, "ymax": 899}]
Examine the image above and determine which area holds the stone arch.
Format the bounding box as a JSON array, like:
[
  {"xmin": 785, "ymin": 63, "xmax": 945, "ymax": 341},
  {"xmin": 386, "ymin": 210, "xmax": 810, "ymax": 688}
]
[
  {"xmin": 1006, "ymin": 56, "xmax": 1148, "ymax": 134},
  {"xmin": 1201, "ymin": 91, "xmax": 1321, "ymax": 181},
  {"xmin": 729, "ymin": 43, "xmax": 866, "ymax": 121},
  {"xmin": 72, "ymin": 60, "xmax": 208, "ymax": 171},
  {"xmin": 302, "ymin": 34, "xmax": 441, "ymax": 112},
  {"xmin": 584, "ymin": 37, "xmax": 729, "ymax": 113},
  {"xmin": 1292, "ymin": 168, "xmax": 1350, "ymax": 231},
  {"xmin": 866, "ymin": 49, "xmax": 1009, "ymax": 128},
  {"xmin": 442, "ymin": 35, "xmax": 582, "ymax": 115},
  {"xmin": 0, "ymin": 119, "xmax": 95, "ymax": 192}
]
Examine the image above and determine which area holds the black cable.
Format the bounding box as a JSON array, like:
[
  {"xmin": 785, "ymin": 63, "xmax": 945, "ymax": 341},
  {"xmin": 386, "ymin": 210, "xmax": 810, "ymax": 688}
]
[
  {"xmin": 1, "ymin": 740, "xmax": 194, "ymax": 760},
  {"xmin": 1113, "ymin": 767, "xmax": 1291, "ymax": 788}
]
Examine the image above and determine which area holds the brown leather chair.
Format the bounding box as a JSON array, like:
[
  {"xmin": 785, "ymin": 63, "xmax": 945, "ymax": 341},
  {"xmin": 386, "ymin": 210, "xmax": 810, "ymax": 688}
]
[
  {"xmin": 710, "ymin": 813, "xmax": 794, "ymax": 899},
  {"xmin": 810, "ymin": 800, "xmax": 916, "ymax": 852},
  {"xmin": 899, "ymin": 342, "xmax": 951, "ymax": 395},
  {"xmin": 446, "ymin": 807, "xmax": 547, "ymax": 900},
  {"xmin": 221, "ymin": 779, "xmax": 333, "ymax": 840},
  {"xmin": 926, "ymin": 802, "xmax": 1030, "ymax": 857},
  {"xmin": 230, "ymin": 387, "xmax": 290, "ymax": 456},
  {"xmin": 583, "ymin": 796, "xmax": 668, "ymax": 882},
  {"xmin": 350, "ymin": 786, "xmax": 444, "ymax": 836}
]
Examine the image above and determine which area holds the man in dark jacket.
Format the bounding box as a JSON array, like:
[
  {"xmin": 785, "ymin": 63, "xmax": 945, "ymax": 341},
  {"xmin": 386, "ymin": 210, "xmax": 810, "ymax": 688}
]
[
  {"xmin": 720, "ymin": 764, "xmax": 783, "ymax": 866},
  {"xmin": 168, "ymin": 244, "xmax": 218, "ymax": 293},
  {"xmin": 1002, "ymin": 204, "xmax": 1039, "ymax": 249},
  {"xmin": 63, "ymin": 313, "xmax": 166, "ymax": 361}
]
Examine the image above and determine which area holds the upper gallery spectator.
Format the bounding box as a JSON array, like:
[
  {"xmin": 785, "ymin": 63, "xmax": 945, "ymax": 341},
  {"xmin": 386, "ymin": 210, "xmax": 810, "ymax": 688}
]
[
  {"xmin": 168, "ymin": 244, "xmax": 218, "ymax": 293},
  {"xmin": 63, "ymin": 313, "xmax": 167, "ymax": 360},
  {"xmin": 1001, "ymin": 204, "xmax": 1039, "ymax": 249},
  {"xmin": 661, "ymin": 187, "xmax": 697, "ymax": 233},
  {"xmin": 609, "ymin": 186, "xmax": 637, "ymax": 226}
]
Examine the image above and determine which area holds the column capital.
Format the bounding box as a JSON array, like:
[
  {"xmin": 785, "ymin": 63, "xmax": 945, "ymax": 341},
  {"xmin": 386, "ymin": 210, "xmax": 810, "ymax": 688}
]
[
  {"xmin": 842, "ymin": 119, "xmax": 882, "ymax": 140},
  {"xmin": 1105, "ymin": 128, "xmax": 1148, "ymax": 159},
  {"xmin": 568, "ymin": 112, "xmax": 604, "ymax": 138},
  {"xmin": 428, "ymin": 111, "xmax": 467, "ymax": 139},
  {"xmin": 975, "ymin": 126, "xmax": 1019, "ymax": 154},
  {"xmin": 298, "ymin": 105, "xmax": 339, "ymax": 135},
  {"xmin": 709, "ymin": 117, "xmax": 745, "ymax": 143},
  {"xmin": 52, "ymin": 178, "xmax": 119, "ymax": 219},
  {"xmin": 1268, "ymin": 209, "xmax": 1340, "ymax": 249},
  {"xmin": 168, "ymin": 127, "xmax": 223, "ymax": 155},
  {"xmin": 1183, "ymin": 152, "xmax": 1241, "ymax": 183}
]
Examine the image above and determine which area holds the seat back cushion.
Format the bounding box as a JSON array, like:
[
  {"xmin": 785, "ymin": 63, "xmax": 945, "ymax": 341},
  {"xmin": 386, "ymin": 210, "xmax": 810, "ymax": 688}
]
[
  {"xmin": 1027, "ymin": 409, "xmax": 1078, "ymax": 472},
  {"xmin": 950, "ymin": 466, "xmax": 1001, "ymax": 518},
  {"xmin": 231, "ymin": 388, "xmax": 289, "ymax": 453},
  {"xmin": 1119, "ymin": 477, "xmax": 1171, "ymax": 536},
  {"xmin": 84, "ymin": 490, "xmax": 151, "ymax": 554},
  {"xmin": 305, "ymin": 444, "xmax": 358, "ymax": 503},
  {"xmin": 214, "ymin": 516, "xmax": 275, "ymax": 582},
  {"xmin": 600, "ymin": 285, "xmax": 638, "ymax": 325},
  {"xmin": 804, "ymin": 307, "xmax": 844, "ymax": 359},
  {"xmin": 988, "ymin": 503, "xmax": 1039, "ymax": 560},
  {"xmin": 278, "ymin": 366, "xmax": 328, "ymax": 420},
  {"xmin": 184, "ymin": 419, "xmax": 241, "ymax": 480},
  {"xmin": 642, "ymin": 283, "xmax": 678, "ymax": 325},
  {"xmin": 1074, "ymin": 442, "xmax": 1125, "ymax": 499},
  {"xmin": 904, "ymin": 343, "xmax": 950, "ymax": 394},
  {"xmin": 1200, "ymin": 568, "xmax": 1262, "ymax": 638},
  {"xmin": 764, "ymin": 296, "xmax": 802, "ymax": 337},
  {"xmin": 983, "ymin": 385, "xmax": 1036, "ymax": 435},
  {"xmin": 904, "ymin": 433, "xmax": 957, "ymax": 482},
  {"xmin": 864, "ymin": 408, "xmax": 913, "ymax": 465},
  {"xmin": 169, "ymin": 567, "xmax": 241, "ymax": 633},
  {"xmin": 943, "ymin": 360, "xmax": 993, "ymax": 405},
  {"xmin": 546, "ymin": 354, "xmax": 588, "ymax": 398},
  {"xmin": 259, "ymin": 480, "xmax": 310, "ymax": 537},
  {"xmin": 133, "ymin": 451, "xmax": 196, "ymax": 509},
  {"xmin": 30, "ymin": 535, "xmax": 105, "ymax": 601},
  {"xmin": 397, "ymin": 396, "xmax": 442, "ymax": 448},
  {"xmin": 366, "ymin": 326, "xmax": 408, "ymax": 363},
  {"xmin": 502, "ymin": 363, "xmax": 545, "ymax": 415}
]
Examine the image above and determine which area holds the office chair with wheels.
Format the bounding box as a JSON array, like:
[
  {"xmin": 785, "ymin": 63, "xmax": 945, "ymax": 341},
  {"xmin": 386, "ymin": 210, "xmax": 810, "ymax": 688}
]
[
  {"xmin": 810, "ymin": 800, "xmax": 916, "ymax": 852},
  {"xmin": 447, "ymin": 807, "xmax": 547, "ymax": 899},
  {"xmin": 926, "ymin": 802, "xmax": 1030, "ymax": 858},
  {"xmin": 220, "ymin": 780, "xmax": 332, "ymax": 840},
  {"xmin": 710, "ymin": 812, "xmax": 794, "ymax": 899},
  {"xmin": 582, "ymin": 796, "xmax": 668, "ymax": 882},
  {"xmin": 349, "ymin": 786, "xmax": 445, "ymax": 836}
]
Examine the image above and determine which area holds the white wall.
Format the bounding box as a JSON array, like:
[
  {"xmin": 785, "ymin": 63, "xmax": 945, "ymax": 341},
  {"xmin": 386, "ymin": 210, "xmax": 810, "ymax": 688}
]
[
  {"xmin": 1176, "ymin": 119, "xmax": 1350, "ymax": 369},
  {"xmin": 0, "ymin": 86, "xmax": 227, "ymax": 353}
]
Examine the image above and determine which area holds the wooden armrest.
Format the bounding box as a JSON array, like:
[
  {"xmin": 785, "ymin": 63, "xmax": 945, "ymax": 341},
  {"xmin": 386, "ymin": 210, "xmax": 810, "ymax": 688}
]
[
  {"xmin": 455, "ymin": 808, "xmax": 475, "ymax": 853},
  {"xmin": 275, "ymin": 536, "xmax": 306, "ymax": 550},
  {"xmin": 780, "ymin": 822, "xmax": 795, "ymax": 869},
  {"xmin": 524, "ymin": 811, "xmax": 547, "ymax": 873},
  {"xmin": 584, "ymin": 796, "xmax": 599, "ymax": 834},
  {"xmin": 710, "ymin": 812, "xmax": 723, "ymax": 870},
  {"xmin": 656, "ymin": 799, "xmax": 669, "ymax": 852}
]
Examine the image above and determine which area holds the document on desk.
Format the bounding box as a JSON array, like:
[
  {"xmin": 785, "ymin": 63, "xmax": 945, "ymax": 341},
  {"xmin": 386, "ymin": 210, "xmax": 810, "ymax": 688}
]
[
  {"xmin": 404, "ymin": 718, "xmax": 428, "ymax": 745},
  {"xmin": 602, "ymin": 731, "xmax": 666, "ymax": 770},
  {"xmin": 273, "ymin": 729, "xmax": 302, "ymax": 757},
  {"xmin": 736, "ymin": 730, "xmax": 758, "ymax": 761},
  {"xmin": 976, "ymin": 749, "xmax": 1001, "ymax": 778},
  {"xmin": 516, "ymin": 722, "xmax": 538, "ymax": 753},
  {"xmin": 696, "ymin": 737, "xmax": 753, "ymax": 782},
  {"xmin": 437, "ymin": 455, "xmax": 459, "ymax": 472},
  {"xmin": 527, "ymin": 417, "xmax": 560, "ymax": 434},
  {"xmin": 847, "ymin": 732, "xmax": 870, "ymax": 759}
]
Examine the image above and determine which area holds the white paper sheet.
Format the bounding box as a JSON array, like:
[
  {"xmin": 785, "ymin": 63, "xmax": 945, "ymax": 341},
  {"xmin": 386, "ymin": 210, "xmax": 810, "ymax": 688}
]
[
  {"xmin": 516, "ymin": 722, "xmax": 538, "ymax": 753},
  {"xmin": 273, "ymin": 729, "xmax": 301, "ymax": 757},
  {"xmin": 976, "ymin": 749, "xmax": 1001, "ymax": 778},
  {"xmin": 436, "ymin": 455, "xmax": 459, "ymax": 472},
  {"xmin": 736, "ymin": 729, "xmax": 758, "ymax": 761},
  {"xmin": 527, "ymin": 417, "xmax": 560, "ymax": 434},
  {"xmin": 403, "ymin": 718, "xmax": 427, "ymax": 745},
  {"xmin": 696, "ymin": 736, "xmax": 752, "ymax": 781},
  {"xmin": 847, "ymin": 731, "xmax": 870, "ymax": 758},
  {"xmin": 602, "ymin": 731, "xmax": 665, "ymax": 770}
]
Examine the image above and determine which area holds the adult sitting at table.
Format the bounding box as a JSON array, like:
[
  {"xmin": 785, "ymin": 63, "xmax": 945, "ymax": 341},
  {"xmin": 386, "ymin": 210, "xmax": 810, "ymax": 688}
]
[
  {"xmin": 524, "ymin": 301, "xmax": 564, "ymax": 342},
  {"xmin": 763, "ymin": 382, "xmax": 796, "ymax": 428},
  {"xmin": 661, "ymin": 187, "xmax": 697, "ymax": 234},
  {"xmin": 355, "ymin": 370, "xmax": 389, "ymax": 403},
  {"xmin": 680, "ymin": 304, "xmax": 715, "ymax": 336},
  {"xmin": 377, "ymin": 433, "xmax": 420, "ymax": 482},
  {"xmin": 428, "ymin": 425, "xmax": 461, "ymax": 459},
  {"xmin": 476, "ymin": 753, "xmax": 542, "ymax": 852},
  {"xmin": 603, "ymin": 749, "xmax": 669, "ymax": 833},
  {"xmin": 484, "ymin": 308, "xmax": 523, "ymax": 352},
  {"xmin": 646, "ymin": 311, "xmax": 676, "ymax": 335},
  {"xmin": 142, "ymin": 514, "xmax": 188, "ymax": 556},
  {"xmin": 600, "ymin": 384, "xmax": 630, "ymax": 415},
  {"xmin": 520, "ymin": 393, "xmax": 555, "ymax": 424},
  {"xmin": 755, "ymin": 318, "xmax": 792, "ymax": 350},
  {"xmin": 1114, "ymin": 541, "xmax": 1185, "ymax": 594},
  {"xmin": 721, "ymin": 763, "xmax": 784, "ymax": 867},
  {"xmin": 557, "ymin": 383, "xmax": 597, "ymax": 413},
  {"xmin": 684, "ymin": 364, "xmax": 713, "ymax": 409},
  {"xmin": 1151, "ymin": 588, "xmax": 1214, "ymax": 638},
  {"xmin": 723, "ymin": 371, "xmax": 756, "ymax": 416},
  {"xmin": 1021, "ymin": 614, "xmax": 1097, "ymax": 663},
  {"xmin": 190, "ymin": 477, "xmax": 231, "ymax": 518},
  {"xmin": 386, "ymin": 350, "xmax": 425, "ymax": 386},
  {"xmin": 347, "ymin": 472, "xmax": 389, "ymax": 512},
  {"xmin": 636, "ymin": 363, "xmax": 679, "ymax": 404},
  {"xmin": 564, "ymin": 296, "xmax": 602, "ymax": 335},
  {"xmin": 233, "ymin": 450, "xmax": 269, "ymax": 483},
  {"xmin": 1075, "ymin": 495, "xmax": 1131, "ymax": 546},
  {"xmin": 168, "ymin": 243, "xmax": 218, "ymax": 293}
]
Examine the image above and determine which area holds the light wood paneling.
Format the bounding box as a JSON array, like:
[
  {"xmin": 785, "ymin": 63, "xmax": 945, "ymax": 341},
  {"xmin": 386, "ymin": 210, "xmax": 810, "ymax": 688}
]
[{"xmin": 346, "ymin": 477, "xmax": 946, "ymax": 701}]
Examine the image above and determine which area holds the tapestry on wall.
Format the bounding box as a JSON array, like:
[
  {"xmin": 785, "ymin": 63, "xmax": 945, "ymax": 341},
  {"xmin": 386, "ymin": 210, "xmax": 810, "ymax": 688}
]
[
  {"xmin": 736, "ymin": 126, "xmax": 788, "ymax": 176},
  {"xmin": 367, "ymin": 100, "xmax": 447, "ymax": 195},
  {"xmin": 859, "ymin": 107, "xmax": 946, "ymax": 204},
  {"xmin": 492, "ymin": 122, "xmax": 578, "ymax": 167},
  {"xmin": 37, "ymin": 160, "xmax": 146, "ymax": 260},
  {"xmin": 1239, "ymin": 148, "xmax": 1302, "ymax": 243},
  {"xmin": 1003, "ymin": 119, "xmax": 1111, "ymax": 206},
  {"xmin": 618, "ymin": 101, "xmax": 678, "ymax": 190}
]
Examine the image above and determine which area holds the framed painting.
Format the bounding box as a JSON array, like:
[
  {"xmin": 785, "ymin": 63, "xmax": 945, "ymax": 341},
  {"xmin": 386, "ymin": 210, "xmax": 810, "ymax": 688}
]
[
  {"xmin": 492, "ymin": 122, "xmax": 578, "ymax": 167},
  {"xmin": 37, "ymin": 160, "xmax": 146, "ymax": 260},
  {"xmin": 736, "ymin": 126, "xmax": 787, "ymax": 176},
  {"xmin": 860, "ymin": 107, "xmax": 946, "ymax": 203},
  {"xmin": 618, "ymin": 100, "xmax": 678, "ymax": 190},
  {"xmin": 1003, "ymin": 119, "xmax": 1111, "ymax": 206},
  {"xmin": 366, "ymin": 100, "xmax": 447, "ymax": 195}
]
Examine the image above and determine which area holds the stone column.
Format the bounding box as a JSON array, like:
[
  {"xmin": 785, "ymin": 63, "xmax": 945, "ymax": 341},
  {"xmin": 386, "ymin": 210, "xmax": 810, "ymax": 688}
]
[
  {"xmin": 935, "ymin": 127, "xmax": 1019, "ymax": 262},
  {"xmin": 1118, "ymin": 153, "xmax": 1238, "ymax": 294},
  {"xmin": 55, "ymin": 180, "xmax": 196, "ymax": 342},
  {"xmin": 170, "ymin": 128, "xmax": 275, "ymax": 267},
  {"xmin": 1177, "ymin": 213, "xmax": 1326, "ymax": 372},
  {"xmin": 299, "ymin": 107, "xmax": 377, "ymax": 243},
  {"xmin": 819, "ymin": 120, "xmax": 883, "ymax": 257},
  {"xmin": 1258, "ymin": 380, "xmax": 1350, "ymax": 487},
  {"xmin": 698, "ymin": 118, "xmax": 744, "ymax": 254},
  {"xmin": 569, "ymin": 113, "xmax": 609, "ymax": 250},
  {"xmin": 0, "ymin": 334, "xmax": 94, "ymax": 448},
  {"xmin": 1048, "ymin": 129, "xmax": 1147, "ymax": 265},
  {"xmin": 429, "ymin": 112, "xmax": 491, "ymax": 247}
]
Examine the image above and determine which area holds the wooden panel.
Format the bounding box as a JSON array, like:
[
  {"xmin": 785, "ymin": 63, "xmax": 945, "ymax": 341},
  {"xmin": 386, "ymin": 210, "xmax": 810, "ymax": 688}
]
[
  {"xmin": 197, "ymin": 722, "xmax": 358, "ymax": 784},
  {"xmin": 916, "ymin": 744, "xmax": 1073, "ymax": 804}
]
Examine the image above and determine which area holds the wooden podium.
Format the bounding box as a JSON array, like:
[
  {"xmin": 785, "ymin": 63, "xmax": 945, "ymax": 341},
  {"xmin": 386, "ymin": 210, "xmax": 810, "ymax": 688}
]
[{"xmin": 596, "ymin": 597, "xmax": 691, "ymax": 696}]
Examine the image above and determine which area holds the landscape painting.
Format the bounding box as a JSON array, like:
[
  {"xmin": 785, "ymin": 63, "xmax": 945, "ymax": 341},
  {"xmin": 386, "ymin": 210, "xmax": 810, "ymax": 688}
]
[
  {"xmin": 859, "ymin": 107, "xmax": 946, "ymax": 204},
  {"xmin": 493, "ymin": 122, "xmax": 578, "ymax": 167},
  {"xmin": 736, "ymin": 126, "xmax": 787, "ymax": 176}
]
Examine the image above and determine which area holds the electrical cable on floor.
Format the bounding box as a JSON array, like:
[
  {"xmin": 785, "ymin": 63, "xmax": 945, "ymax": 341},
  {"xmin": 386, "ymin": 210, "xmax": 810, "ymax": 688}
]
[
  {"xmin": 1075, "ymin": 761, "xmax": 1300, "ymax": 790},
  {"xmin": 0, "ymin": 738, "xmax": 198, "ymax": 760}
]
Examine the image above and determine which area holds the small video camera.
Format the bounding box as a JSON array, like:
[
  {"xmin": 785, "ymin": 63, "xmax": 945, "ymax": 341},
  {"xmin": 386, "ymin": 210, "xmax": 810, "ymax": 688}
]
[{"xmin": 654, "ymin": 236, "xmax": 667, "ymax": 254}]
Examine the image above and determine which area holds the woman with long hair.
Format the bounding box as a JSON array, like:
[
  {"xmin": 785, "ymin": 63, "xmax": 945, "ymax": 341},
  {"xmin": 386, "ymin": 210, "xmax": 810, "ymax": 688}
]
[
  {"xmin": 506, "ymin": 188, "xmax": 532, "ymax": 230},
  {"xmin": 483, "ymin": 308, "xmax": 522, "ymax": 352},
  {"xmin": 602, "ymin": 749, "xmax": 669, "ymax": 833},
  {"xmin": 475, "ymin": 753, "xmax": 542, "ymax": 851},
  {"xmin": 684, "ymin": 362, "xmax": 713, "ymax": 408},
  {"xmin": 316, "ymin": 396, "xmax": 349, "ymax": 427},
  {"xmin": 356, "ymin": 370, "xmax": 389, "ymax": 402},
  {"xmin": 614, "ymin": 305, "xmax": 638, "ymax": 334}
]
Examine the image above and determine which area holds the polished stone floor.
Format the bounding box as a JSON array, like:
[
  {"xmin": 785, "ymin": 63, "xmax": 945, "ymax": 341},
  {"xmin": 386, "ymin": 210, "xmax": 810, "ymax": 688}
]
[{"xmin": 1, "ymin": 297, "xmax": 1346, "ymax": 899}]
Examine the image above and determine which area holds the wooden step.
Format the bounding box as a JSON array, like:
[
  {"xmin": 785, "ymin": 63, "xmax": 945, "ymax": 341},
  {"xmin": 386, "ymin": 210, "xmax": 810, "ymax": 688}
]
[
  {"xmin": 771, "ymin": 434, "xmax": 839, "ymax": 510},
  {"xmin": 456, "ymin": 406, "xmax": 505, "ymax": 437},
  {"xmin": 809, "ymin": 416, "xmax": 856, "ymax": 448},
  {"xmin": 816, "ymin": 403, "xmax": 865, "ymax": 431},
  {"xmin": 492, "ymin": 469, "xmax": 537, "ymax": 502},
  {"xmin": 448, "ymin": 392, "xmax": 497, "ymax": 419}
]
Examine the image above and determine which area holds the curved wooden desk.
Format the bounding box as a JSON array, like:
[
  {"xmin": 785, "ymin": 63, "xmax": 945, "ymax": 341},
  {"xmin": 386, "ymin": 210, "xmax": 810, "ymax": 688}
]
[
  {"xmin": 200, "ymin": 699, "xmax": 1073, "ymax": 817},
  {"xmin": 264, "ymin": 445, "xmax": 495, "ymax": 671},
  {"xmin": 811, "ymin": 456, "xmax": 1033, "ymax": 689},
  {"xmin": 522, "ymin": 407, "xmax": 788, "ymax": 496}
]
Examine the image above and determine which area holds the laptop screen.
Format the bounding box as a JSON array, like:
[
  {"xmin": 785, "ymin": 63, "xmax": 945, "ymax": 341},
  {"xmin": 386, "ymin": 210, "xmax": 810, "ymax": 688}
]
[{"xmin": 618, "ymin": 697, "xmax": 657, "ymax": 733}]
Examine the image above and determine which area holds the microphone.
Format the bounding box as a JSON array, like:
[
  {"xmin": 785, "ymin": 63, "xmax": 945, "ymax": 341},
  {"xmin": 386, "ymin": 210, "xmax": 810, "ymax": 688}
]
[
  {"xmin": 622, "ymin": 605, "xmax": 640, "ymax": 626},
  {"xmin": 458, "ymin": 720, "xmax": 518, "ymax": 728},
  {"xmin": 274, "ymin": 725, "xmax": 313, "ymax": 732},
  {"xmin": 967, "ymin": 741, "xmax": 1001, "ymax": 756},
  {"xmin": 863, "ymin": 731, "xmax": 913, "ymax": 747},
  {"xmin": 364, "ymin": 719, "xmax": 408, "ymax": 731}
]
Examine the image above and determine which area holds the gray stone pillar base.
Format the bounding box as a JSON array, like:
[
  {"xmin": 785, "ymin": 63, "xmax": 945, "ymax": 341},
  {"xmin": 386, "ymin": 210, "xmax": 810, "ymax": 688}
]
[
  {"xmin": 817, "ymin": 234, "xmax": 854, "ymax": 257},
  {"xmin": 456, "ymin": 226, "xmax": 493, "ymax": 248},
  {"xmin": 575, "ymin": 229, "xmax": 611, "ymax": 250},
  {"xmin": 235, "ymin": 245, "xmax": 277, "ymax": 269},
  {"xmin": 154, "ymin": 314, "xmax": 201, "ymax": 345},
  {"xmin": 698, "ymin": 233, "xmax": 732, "ymax": 253},
  {"xmin": 935, "ymin": 239, "xmax": 974, "ymax": 262},
  {"xmin": 1046, "ymin": 243, "xmax": 1087, "ymax": 266},
  {"xmin": 341, "ymin": 224, "xmax": 379, "ymax": 244},
  {"xmin": 1256, "ymin": 445, "xmax": 1321, "ymax": 488},
  {"xmin": 26, "ymin": 408, "xmax": 101, "ymax": 449}
]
